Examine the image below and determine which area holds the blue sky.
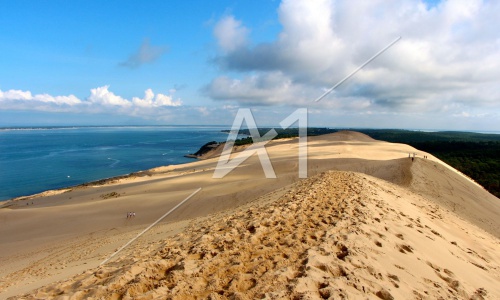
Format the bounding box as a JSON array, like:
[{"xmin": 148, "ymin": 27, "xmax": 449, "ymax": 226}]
[{"xmin": 1, "ymin": 0, "xmax": 499, "ymax": 130}]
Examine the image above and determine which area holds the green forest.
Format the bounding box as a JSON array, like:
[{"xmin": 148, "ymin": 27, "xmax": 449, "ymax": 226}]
[{"xmin": 221, "ymin": 128, "xmax": 500, "ymax": 198}]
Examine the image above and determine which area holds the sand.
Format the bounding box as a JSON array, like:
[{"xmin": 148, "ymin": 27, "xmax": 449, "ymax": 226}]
[{"xmin": 0, "ymin": 131, "xmax": 499, "ymax": 299}]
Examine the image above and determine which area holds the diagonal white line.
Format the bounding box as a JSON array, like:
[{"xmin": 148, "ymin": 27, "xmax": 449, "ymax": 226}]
[
  {"xmin": 314, "ymin": 36, "xmax": 401, "ymax": 102},
  {"xmin": 100, "ymin": 187, "xmax": 202, "ymax": 266}
]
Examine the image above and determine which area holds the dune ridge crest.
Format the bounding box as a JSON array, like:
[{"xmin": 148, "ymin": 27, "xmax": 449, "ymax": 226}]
[
  {"xmin": 193, "ymin": 130, "xmax": 376, "ymax": 160},
  {"xmin": 311, "ymin": 130, "xmax": 377, "ymax": 142}
]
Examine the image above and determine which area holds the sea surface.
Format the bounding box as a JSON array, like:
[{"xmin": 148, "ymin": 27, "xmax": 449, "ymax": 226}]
[{"xmin": 0, "ymin": 126, "xmax": 230, "ymax": 201}]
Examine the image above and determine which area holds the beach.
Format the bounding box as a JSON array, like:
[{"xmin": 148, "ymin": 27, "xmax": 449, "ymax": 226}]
[{"xmin": 1, "ymin": 131, "xmax": 499, "ymax": 299}]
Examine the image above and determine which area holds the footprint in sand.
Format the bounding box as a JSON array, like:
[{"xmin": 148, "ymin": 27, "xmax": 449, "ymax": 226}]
[{"xmin": 398, "ymin": 244, "xmax": 413, "ymax": 254}]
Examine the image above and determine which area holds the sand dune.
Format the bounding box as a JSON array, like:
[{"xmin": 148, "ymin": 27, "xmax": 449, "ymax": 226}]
[{"xmin": 1, "ymin": 131, "xmax": 499, "ymax": 299}]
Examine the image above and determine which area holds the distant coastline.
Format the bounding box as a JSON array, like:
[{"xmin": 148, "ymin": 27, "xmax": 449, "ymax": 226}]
[
  {"xmin": 1, "ymin": 125, "xmax": 499, "ymax": 135},
  {"xmin": 0, "ymin": 125, "xmax": 229, "ymax": 131}
]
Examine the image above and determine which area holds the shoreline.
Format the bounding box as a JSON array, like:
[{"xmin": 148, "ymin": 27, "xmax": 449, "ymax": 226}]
[
  {"xmin": 1, "ymin": 169, "xmax": 156, "ymax": 206},
  {"xmin": 1, "ymin": 140, "xmax": 227, "ymax": 205},
  {"xmin": 0, "ymin": 125, "xmax": 233, "ymax": 204},
  {"xmin": 2, "ymin": 139, "xmax": 248, "ymax": 206}
]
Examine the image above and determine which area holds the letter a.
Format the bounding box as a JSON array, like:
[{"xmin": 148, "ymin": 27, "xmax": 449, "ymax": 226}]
[{"xmin": 213, "ymin": 109, "xmax": 277, "ymax": 178}]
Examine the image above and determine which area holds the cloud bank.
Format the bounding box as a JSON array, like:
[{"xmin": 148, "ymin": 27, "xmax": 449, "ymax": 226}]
[
  {"xmin": 0, "ymin": 86, "xmax": 182, "ymax": 117},
  {"xmin": 205, "ymin": 0, "xmax": 500, "ymax": 120}
]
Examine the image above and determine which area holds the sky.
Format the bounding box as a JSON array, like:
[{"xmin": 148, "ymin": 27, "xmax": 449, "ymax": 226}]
[{"xmin": 0, "ymin": 0, "xmax": 499, "ymax": 130}]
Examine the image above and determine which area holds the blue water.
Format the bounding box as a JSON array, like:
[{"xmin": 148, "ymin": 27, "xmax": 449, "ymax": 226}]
[{"xmin": 0, "ymin": 126, "xmax": 229, "ymax": 201}]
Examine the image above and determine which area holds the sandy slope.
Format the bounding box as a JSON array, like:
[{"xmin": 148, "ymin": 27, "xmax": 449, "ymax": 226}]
[
  {"xmin": 19, "ymin": 171, "xmax": 500, "ymax": 299},
  {"xmin": 1, "ymin": 131, "xmax": 499, "ymax": 299}
]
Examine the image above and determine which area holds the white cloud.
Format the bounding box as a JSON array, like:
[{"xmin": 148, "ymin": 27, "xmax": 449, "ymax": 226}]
[
  {"xmin": 0, "ymin": 89, "xmax": 32, "ymax": 101},
  {"xmin": 206, "ymin": 0, "xmax": 500, "ymax": 122},
  {"xmin": 0, "ymin": 86, "xmax": 183, "ymax": 117},
  {"xmin": 213, "ymin": 15, "xmax": 250, "ymax": 53},
  {"xmin": 34, "ymin": 94, "xmax": 81, "ymax": 105},
  {"xmin": 204, "ymin": 72, "xmax": 299, "ymax": 105},
  {"xmin": 0, "ymin": 89, "xmax": 81, "ymax": 106},
  {"xmin": 88, "ymin": 86, "xmax": 131, "ymax": 107},
  {"xmin": 132, "ymin": 89, "xmax": 182, "ymax": 107},
  {"xmin": 155, "ymin": 93, "xmax": 181, "ymax": 107}
]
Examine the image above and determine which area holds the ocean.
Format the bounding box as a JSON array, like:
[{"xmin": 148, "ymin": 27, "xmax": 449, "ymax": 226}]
[{"xmin": 0, "ymin": 126, "xmax": 229, "ymax": 201}]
